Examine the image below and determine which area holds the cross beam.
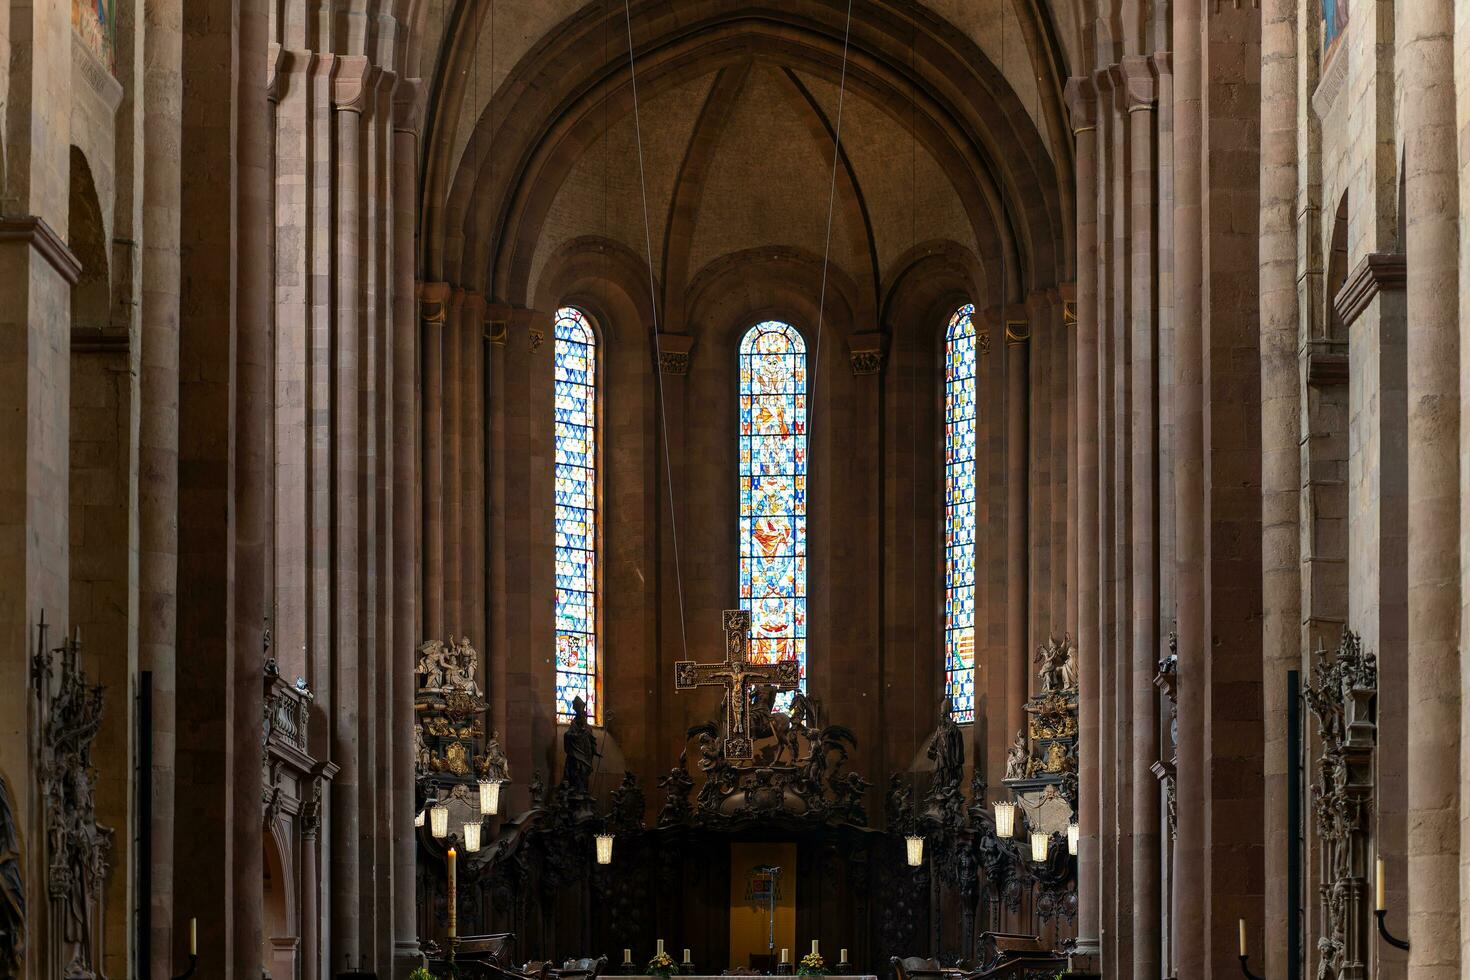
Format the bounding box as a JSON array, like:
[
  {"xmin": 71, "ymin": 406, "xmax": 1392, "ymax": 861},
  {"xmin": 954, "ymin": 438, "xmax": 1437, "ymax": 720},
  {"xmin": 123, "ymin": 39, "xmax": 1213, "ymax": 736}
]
[{"xmin": 675, "ymin": 609, "xmax": 799, "ymax": 759}]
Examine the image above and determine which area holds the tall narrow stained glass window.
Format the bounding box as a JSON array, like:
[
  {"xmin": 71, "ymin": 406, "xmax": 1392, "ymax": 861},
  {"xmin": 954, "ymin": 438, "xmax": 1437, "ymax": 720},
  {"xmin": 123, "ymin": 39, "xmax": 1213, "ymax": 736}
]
[
  {"xmin": 944, "ymin": 303, "xmax": 979, "ymax": 723},
  {"xmin": 554, "ymin": 307, "xmax": 599, "ymax": 724},
  {"xmin": 739, "ymin": 321, "xmax": 808, "ymax": 704}
]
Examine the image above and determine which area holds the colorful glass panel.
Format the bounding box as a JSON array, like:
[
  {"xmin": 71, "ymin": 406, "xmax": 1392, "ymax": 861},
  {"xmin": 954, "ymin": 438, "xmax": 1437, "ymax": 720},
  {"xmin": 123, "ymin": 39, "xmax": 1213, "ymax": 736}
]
[
  {"xmin": 554, "ymin": 308, "xmax": 599, "ymax": 724},
  {"xmin": 739, "ymin": 321, "xmax": 808, "ymax": 707},
  {"xmin": 944, "ymin": 304, "xmax": 978, "ymax": 723}
]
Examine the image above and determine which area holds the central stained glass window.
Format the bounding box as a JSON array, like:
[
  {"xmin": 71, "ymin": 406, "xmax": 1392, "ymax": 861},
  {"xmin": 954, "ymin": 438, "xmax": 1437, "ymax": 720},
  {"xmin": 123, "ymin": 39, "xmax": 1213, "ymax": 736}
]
[
  {"xmin": 554, "ymin": 307, "xmax": 599, "ymax": 724},
  {"xmin": 738, "ymin": 320, "xmax": 807, "ymax": 705},
  {"xmin": 944, "ymin": 303, "xmax": 978, "ymax": 723}
]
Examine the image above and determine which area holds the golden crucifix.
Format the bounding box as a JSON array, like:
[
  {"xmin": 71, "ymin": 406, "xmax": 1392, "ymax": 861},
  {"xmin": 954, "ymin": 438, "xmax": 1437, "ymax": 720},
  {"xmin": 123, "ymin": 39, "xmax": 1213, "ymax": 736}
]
[{"xmin": 675, "ymin": 609, "xmax": 800, "ymax": 760}]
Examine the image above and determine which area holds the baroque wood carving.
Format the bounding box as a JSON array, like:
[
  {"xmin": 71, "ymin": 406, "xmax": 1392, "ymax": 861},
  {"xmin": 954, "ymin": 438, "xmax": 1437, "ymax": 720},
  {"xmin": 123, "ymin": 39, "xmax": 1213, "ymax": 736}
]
[{"xmin": 1304, "ymin": 630, "xmax": 1378, "ymax": 980}]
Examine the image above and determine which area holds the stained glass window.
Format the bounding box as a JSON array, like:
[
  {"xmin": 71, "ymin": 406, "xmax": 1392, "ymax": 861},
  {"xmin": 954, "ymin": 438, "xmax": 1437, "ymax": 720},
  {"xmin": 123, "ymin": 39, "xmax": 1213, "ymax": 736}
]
[
  {"xmin": 739, "ymin": 321, "xmax": 808, "ymax": 706},
  {"xmin": 554, "ymin": 307, "xmax": 599, "ymax": 724},
  {"xmin": 944, "ymin": 304, "xmax": 978, "ymax": 723}
]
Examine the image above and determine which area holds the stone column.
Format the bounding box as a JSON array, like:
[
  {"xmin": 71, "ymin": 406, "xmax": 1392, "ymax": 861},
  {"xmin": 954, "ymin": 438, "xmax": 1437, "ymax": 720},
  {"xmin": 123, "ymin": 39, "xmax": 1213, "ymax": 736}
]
[
  {"xmin": 138, "ymin": 0, "xmax": 182, "ymax": 972},
  {"xmin": 1005, "ymin": 317, "xmax": 1029, "ymax": 741},
  {"xmin": 422, "ymin": 282, "xmax": 448, "ymax": 641},
  {"xmin": 1123, "ymin": 53, "xmax": 1160, "ymax": 980},
  {"xmin": 1171, "ymin": 0, "xmax": 1207, "ymax": 969},
  {"xmin": 233, "ymin": 0, "xmax": 273, "ymax": 972},
  {"xmin": 1259, "ymin": 2, "xmax": 1300, "ymax": 976},
  {"xmin": 331, "ymin": 55, "xmax": 369, "ymax": 971},
  {"xmin": 1064, "ymin": 75, "xmax": 1102, "ymax": 961},
  {"xmin": 1402, "ymin": 0, "xmax": 1462, "ymax": 970},
  {"xmin": 393, "ymin": 81, "xmax": 425, "ymax": 980},
  {"xmin": 444, "ymin": 290, "xmax": 463, "ymax": 635},
  {"xmin": 463, "ymin": 292, "xmax": 485, "ymax": 649}
]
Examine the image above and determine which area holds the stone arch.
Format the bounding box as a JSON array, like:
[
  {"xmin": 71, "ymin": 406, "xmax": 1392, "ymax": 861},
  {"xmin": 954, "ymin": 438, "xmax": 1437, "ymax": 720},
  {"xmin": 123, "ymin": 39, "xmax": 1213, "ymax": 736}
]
[
  {"xmin": 68, "ymin": 146, "xmax": 110, "ymax": 333},
  {"xmin": 423, "ymin": 1, "xmax": 1068, "ymax": 311},
  {"xmin": 1326, "ymin": 190, "xmax": 1349, "ymax": 340}
]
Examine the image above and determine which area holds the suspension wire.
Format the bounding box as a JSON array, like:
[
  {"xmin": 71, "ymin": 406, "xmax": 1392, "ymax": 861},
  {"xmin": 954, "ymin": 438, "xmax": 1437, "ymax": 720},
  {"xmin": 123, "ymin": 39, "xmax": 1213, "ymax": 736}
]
[
  {"xmin": 803, "ymin": 0, "xmax": 856, "ymax": 448},
  {"xmin": 622, "ymin": 0, "xmax": 689, "ymax": 659}
]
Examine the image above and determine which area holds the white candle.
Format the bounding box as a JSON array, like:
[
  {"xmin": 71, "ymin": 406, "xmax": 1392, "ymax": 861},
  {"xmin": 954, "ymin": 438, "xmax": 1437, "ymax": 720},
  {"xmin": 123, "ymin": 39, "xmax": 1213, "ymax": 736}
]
[
  {"xmin": 781, "ymin": 949, "xmax": 789, "ymax": 964},
  {"xmin": 1237, "ymin": 918, "xmax": 1246, "ymax": 957},
  {"xmin": 657, "ymin": 939, "xmax": 665, "ymax": 956},
  {"xmin": 840, "ymin": 949, "xmax": 848, "ymax": 964},
  {"xmin": 1376, "ymin": 857, "xmax": 1386, "ymax": 911},
  {"xmin": 812, "ymin": 941, "xmax": 819, "ymax": 956},
  {"xmin": 624, "ymin": 949, "xmax": 632, "ymax": 964},
  {"xmin": 683, "ymin": 949, "xmax": 692, "ymax": 964},
  {"xmin": 189, "ymin": 918, "xmax": 197, "ymax": 956}
]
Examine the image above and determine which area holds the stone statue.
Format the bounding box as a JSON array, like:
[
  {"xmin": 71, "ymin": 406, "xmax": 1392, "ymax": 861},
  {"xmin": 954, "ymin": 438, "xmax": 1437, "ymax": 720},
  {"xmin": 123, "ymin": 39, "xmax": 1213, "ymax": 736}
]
[
  {"xmin": 609, "ymin": 771, "xmax": 646, "ymax": 831},
  {"xmin": 1004, "ymin": 731, "xmax": 1029, "ymax": 781},
  {"xmin": 657, "ymin": 752, "xmax": 695, "ymax": 826},
  {"xmin": 416, "ymin": 639, "xmax": 453, "ymax": 691},
  {"xmin": 482, "ymin": 729, "xmax": 510, "ymax": 782},
  {"xmin": 414, "ymin": 724, "xmax": 432, "ymax": 778},
  {"xmin": 926, "ymin": 697, "xmax": 965, "ymax": 793},
  {"xmin": 1035, "ymin": 634, "xmax": 1078, "ymax": 694},
  {"xmin": 0, "ymin": 772, "xmax": 23, "ymax": 978},
  {"xmin": 559, "ymin": 696, "xmax": 599, "ymax": 795}
]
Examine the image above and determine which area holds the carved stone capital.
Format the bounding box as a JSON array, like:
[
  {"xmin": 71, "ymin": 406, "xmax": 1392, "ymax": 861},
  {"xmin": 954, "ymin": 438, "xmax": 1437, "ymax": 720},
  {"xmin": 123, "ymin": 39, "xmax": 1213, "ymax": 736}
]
[
  {"xmin": 1120, "ymin": 55, "xmax": 1157, "ymax": 111},
  {"xmin": 393, "ymin": 77, "xmax": 426, "ymax": 134},
  {"xmin": 333, "ymin": 54, "xmax": 374, "ymax": 112},
  {"xmin": 484, "ymin": 300, "xmax": 512, "ymax": 345},
  {"xmin": 511, "ymin": 307, "xmax": 547, "ymax": 352},
  {"xmin": 847, "ymin": 331, "xmax": 886, "ymax": 375},
  {"xmin": 1064, "ymin": 76, "xmax": 1098, "ymax": 131},
  {"xmin": 656, "ymin": 333, "xmax": 693, "ymax": 374},
  {"xmin": 419, "ymin": 282, "xmax": 450, "ymax": 325}
]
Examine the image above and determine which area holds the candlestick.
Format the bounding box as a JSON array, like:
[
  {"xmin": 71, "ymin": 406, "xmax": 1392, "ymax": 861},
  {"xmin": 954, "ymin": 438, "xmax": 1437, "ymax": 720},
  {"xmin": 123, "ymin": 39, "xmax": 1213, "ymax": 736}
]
[
  {"xmin": 189, "ymin": 918, "xmax": 197, "ymax": 956},
  {"xmin": 1376, "ymin": 856, "xmax": 1386, "ymax": 911},
  {"xmin": 781, "ymin": 949, "xmax": 789, "ymax": 964},
  {"xmin": 1238, "ymin": 918, "xmax": 1246, "ymax": 957},
  {"xmin": 683, "ymin": 949, "xmax": 692, "ymax": 964},
  {"xmin": 448, "ymin": 847, "xmax": 458, "ymax": 939},
  {"xmin": 657, "ymin": 939, "xmax": 665, "ymax": 956}
]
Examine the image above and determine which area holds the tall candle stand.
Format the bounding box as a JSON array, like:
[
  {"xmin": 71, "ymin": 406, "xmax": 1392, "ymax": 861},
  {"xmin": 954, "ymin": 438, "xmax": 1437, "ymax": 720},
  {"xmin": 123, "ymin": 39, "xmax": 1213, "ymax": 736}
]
[
  {"xmin": 1236, "ymin": 919, "xmax": 1267, "ymax": 980},
  {"xmin": 1375, "ymin": 857, "xmax": 1410, "ymax": 951},
  {"xmin": 171, "ymin": 917, "xmax": 199, "ymax": 980}
]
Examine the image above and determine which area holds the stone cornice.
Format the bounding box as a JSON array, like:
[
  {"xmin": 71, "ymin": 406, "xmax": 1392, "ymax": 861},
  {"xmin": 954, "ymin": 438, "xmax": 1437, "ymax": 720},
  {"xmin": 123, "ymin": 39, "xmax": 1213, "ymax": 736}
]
[
  {"xmin": 1332, "ymin": 252, "xmax": 1406, "ymax": 330},
  {"xmin": 0, "ymin": 216, "xmax": 83, "ymax": 285}
]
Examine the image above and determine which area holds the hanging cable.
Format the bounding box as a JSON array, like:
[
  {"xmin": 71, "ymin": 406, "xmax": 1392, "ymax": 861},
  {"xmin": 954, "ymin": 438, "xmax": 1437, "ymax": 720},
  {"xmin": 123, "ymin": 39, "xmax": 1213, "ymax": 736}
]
[
  {"xmin": 803, "ymin": 0, "xmax": 856, "ymax": 448},
  {"xmin": 622, "ymin": 0, "xmax": 690, "ymax": 659}
]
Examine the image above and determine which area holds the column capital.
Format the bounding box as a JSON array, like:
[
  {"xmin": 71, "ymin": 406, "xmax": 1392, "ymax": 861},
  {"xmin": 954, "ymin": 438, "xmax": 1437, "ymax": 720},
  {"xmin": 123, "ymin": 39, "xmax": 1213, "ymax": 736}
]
[
  {"xmin": 484, "ymin": 300, "xmax": 513, "ymax": 345},
  {"xmin": 1120, "ymin": 55, "xmax": 1158, "ymax": 111},
  {"xmin": 394, "ymin": 78, "xmax": 426, "ymax": 134},
  {"xmin": 419, "ymin": 282, "xmax": 451, "ymax": 324},
  {"xmin": 1064, "ymin": 76, "xmax": 1098, "ymax": 131},
  {"xmin": 656, "ymin": 333, "xmax": 694, "ymax": 375},
  {"xmin": 847, "ymin": 331, "xmax": 887, "ymax": 376},
  {"xmin": 333, "ymin": 54, "xmax": 375, "ymax": 112}
]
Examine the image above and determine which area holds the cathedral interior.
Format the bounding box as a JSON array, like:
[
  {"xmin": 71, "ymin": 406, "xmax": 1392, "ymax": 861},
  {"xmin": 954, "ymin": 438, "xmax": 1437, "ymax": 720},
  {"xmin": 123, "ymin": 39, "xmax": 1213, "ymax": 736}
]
[{"xmin": 0, "ymin": 0, "xmax": 1464, "ymax": 978}]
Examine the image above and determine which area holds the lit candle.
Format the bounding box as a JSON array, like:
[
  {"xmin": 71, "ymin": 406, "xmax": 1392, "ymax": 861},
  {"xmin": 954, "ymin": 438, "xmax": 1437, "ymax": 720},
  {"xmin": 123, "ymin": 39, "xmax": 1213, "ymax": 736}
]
[
  {"xmin": 683, "ymin": 949, "xmax": 692, "ymax": 964},
  {"xmin": 1238, "ymin": 918, "xmax": 1246, "ymax": 957},
  {"xmin": 840, "ymin": 949, "xmax": 848, "ymax": 964},
  {"xmin": 657, "ymin": 939, "xmax": 665, "ymax": 956},
  {"xmin": 189, "ymin": 918, "xmax": 197, "ymax": 956},
  {"xmin": 448, "ymin": 847, "xmax": 458, "ymax": 939},
  {"xmin": 812, "ymin": 941, "xmax": 819, "ymax": 956},
  {"xmin": 781, "ymin": 949, "xmax": 789, "ymax": 964},
  {"xmin": 624, "ymin": 949, "xmax": 632, "ymax": 964},
  {"xmin": 1376, "ymin": 857, "xmax": 1386, "ymax": 912}
]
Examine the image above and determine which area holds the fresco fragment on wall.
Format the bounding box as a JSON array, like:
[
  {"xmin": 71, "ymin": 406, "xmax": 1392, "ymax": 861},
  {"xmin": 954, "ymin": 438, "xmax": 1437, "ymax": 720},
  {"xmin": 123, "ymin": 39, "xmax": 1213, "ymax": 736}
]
[{"xmin": 73, "ymin": 0, "xmax": 115, "ymax": 74}]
